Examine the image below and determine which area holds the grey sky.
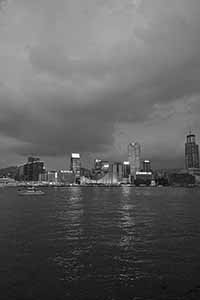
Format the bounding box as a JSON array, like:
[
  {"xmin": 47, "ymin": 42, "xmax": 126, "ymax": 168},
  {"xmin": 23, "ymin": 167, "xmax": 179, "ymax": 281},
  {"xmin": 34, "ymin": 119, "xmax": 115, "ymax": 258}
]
[{"xmin": 0, "ymin": 0, "xmax": 200, "ymax": 169}]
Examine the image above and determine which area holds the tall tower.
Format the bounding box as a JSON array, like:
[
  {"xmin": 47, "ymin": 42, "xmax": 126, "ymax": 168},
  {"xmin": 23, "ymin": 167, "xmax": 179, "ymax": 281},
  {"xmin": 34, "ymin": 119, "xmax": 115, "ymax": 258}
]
[
  {"xmin": 128, "ymin": 142, "xmax": 141, "ymax": 178},
  {"xmin": 185, "ymin": 132, "xmax": 199, "ymax": 169}
]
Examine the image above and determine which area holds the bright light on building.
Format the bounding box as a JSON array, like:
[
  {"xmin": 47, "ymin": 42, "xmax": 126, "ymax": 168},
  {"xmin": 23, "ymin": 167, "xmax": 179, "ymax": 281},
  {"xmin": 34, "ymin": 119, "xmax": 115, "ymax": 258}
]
[
  {"xmin": 71, "ymin": 153, "xmax": 80, "ymax": 158},
  {"xmin": 136, "ymin": 171, "xmax": 152, "ymax": 175}
]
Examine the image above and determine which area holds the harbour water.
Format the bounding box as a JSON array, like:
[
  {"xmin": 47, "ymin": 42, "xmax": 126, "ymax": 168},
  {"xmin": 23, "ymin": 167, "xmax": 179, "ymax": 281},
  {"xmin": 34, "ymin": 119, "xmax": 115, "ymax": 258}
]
[{"xmin": 0, "ymin": 186, "xmax": 200, "ymax": 300}]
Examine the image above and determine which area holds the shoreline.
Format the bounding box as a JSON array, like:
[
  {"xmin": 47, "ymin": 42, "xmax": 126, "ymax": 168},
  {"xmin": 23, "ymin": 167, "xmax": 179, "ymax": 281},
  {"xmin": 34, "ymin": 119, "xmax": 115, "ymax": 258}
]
[{"xmin": 0, "ymin": 182, "xmax": 199, "ymax": 188}]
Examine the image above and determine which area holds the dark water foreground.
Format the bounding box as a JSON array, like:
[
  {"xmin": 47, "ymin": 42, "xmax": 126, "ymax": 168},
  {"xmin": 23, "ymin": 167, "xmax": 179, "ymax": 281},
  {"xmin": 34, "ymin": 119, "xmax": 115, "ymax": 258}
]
[{"xmin": 0, "ymin": 186, "xmax": 200, "ymax": 300}]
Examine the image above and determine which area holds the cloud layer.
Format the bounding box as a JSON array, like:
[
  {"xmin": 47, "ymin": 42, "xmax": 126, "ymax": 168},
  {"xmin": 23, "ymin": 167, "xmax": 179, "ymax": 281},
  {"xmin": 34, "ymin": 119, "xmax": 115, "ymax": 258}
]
[{"xmin": 0, "ymin": 0, "xmax": 200, "ymax": 168}]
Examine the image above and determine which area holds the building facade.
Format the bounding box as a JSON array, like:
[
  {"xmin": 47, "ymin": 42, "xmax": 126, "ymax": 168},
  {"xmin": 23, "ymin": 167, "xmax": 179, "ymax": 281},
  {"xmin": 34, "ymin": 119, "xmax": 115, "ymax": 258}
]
[
  {"xmin": 70, "ymin": 153, "xmax": 81, "ymax": 176},
  {"xmin": 135, "ymin": 171, "xmax": 153, "ymax": 186},
  {"xmin": 94, "ymin": 159, "xmax": 102, "ymax": 171},
  {"xmin": 17, "ymin": 157, "xmax": 45, "ymax": 181},
  {"xmin": 57, "ymin": 170, "xmax": 75, "ymax": 184},
  {"xmin": 123, "ymin": 161, "xmax": 130, "ymax": 178},
  {"xmin": 94, "ymin": 159, "xmax": 110, "ymax": 173},
  {"xmin": 128, "ymin": 142, "xmax": 141, "ymax": 179},
  {"xmin": 143, "ymin": 160, "xmax": 151, "ymax": 172},
  {"xmin": 112, "ymin": 162, "xmax": 123, "ymax": 184},
  {"xmin": 168, "ymin": 172, "xmax": 195, "ymax": 187},
  {"xmin": 185, "ymin": 132, "xmax": 199, "ymax": 169}
]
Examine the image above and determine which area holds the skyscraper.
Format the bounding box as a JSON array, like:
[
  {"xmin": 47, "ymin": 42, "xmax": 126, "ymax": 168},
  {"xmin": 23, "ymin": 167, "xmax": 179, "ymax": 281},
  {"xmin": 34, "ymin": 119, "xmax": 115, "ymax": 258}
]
[
  {"xmin": 123, "ymin": 161, "xmax": 130, "ymax": 179},
  {"xmin": 128, "ymin": 142, "xmax": 141, "ymax": 178},
  {"xmin": 112, "ymin": 162, "xmax": 123, "ymax": 183},
  {"xmin": 185, "ymin": 132, "xmax": 199, "ymax": 169},
  {"xmin": 143, "ymin": 160, "xmax": 151, "ymax": 173},
  {"xmin": 70, "ymin": 153, "xmax": 81, "ymax": 176}
]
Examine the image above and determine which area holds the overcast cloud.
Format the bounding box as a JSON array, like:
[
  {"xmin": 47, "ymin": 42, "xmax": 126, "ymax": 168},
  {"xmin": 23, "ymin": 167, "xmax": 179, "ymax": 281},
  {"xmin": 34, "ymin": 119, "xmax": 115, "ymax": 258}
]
[{"xmin": 0, "ymin": 0, "xmax": 200, "ymax": 169}]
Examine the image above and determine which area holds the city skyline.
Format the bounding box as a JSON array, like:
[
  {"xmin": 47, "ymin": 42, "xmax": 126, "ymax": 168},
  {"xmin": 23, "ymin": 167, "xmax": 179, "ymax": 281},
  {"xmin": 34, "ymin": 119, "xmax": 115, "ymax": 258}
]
[
  {"xmin": 10, "ymin": 131, "xmax": 199, "ymax": 186},
  {"xmin": 3, "ymin": 131, "xmax": 199, "ymax": 174},
  {"xmin": 1, "ymin": 132, "xmax": 200, "ymax": 185},
  {"xmin": 0, "ymin": 131, "xmax": 200, "ymax": 171},
  {"xmin": 1, "ymin": 1, "xmax": 200, "ymax": 169}
]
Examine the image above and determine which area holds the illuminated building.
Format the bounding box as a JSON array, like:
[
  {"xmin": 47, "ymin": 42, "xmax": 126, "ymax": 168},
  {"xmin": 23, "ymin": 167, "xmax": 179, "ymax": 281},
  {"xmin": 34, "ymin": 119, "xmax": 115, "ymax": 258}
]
[
  {"xmin": 135, "ymin": 171, "xmax": 153, "ymax": 186},
  {"xmin": 70, "ymin": 153, "xmax": 81, "ymax": 176},
  {"xmin": 143, "ymin": 160, "xmax": 151, "ymax": 172},
  {"xmin": 128, "ymin": 142, "xmax": 141, "ymax": 179},
  {"xmin": 101, "ymin": 161, "xmax": 110, "ymax": 172},
  {"xmin": 94, "ymin": 159, "xmax": 110, "ymax": 173},
  {"xmin": 123, "ymin": 161, "xmax": 130, "ymax": 181},
  {"xmin": 94, "ymin": 159, "xmax": 102, "ymax": 171}
]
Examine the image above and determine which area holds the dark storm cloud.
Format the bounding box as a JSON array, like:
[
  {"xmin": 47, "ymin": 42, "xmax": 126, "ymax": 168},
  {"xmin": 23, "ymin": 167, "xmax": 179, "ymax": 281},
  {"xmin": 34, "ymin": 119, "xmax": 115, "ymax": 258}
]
[
  {"xmin": 0, "ymin": 0, "xmax": 6, "ymax": 7},
  {"xmin": 1, "ymin": 0, "xmax": 200, "ymax": 166},
  {"xmin": 0, "ymin": 88, "xmax": 114, "ymax": 155}
]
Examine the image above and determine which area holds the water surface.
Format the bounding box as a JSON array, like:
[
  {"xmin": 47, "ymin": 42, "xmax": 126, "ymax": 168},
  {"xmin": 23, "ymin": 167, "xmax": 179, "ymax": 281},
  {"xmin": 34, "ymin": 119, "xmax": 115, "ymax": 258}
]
[{"xmin": 0, "ymin": 186, "xmax": 200, "ymax": 299}]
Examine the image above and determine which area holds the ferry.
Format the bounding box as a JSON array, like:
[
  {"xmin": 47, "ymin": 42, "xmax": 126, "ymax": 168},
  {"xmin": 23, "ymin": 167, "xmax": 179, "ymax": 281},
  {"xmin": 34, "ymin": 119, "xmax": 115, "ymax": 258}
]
[{"xmin": 18, "ymin": 187, "xmax": 45, "ymax": 196}]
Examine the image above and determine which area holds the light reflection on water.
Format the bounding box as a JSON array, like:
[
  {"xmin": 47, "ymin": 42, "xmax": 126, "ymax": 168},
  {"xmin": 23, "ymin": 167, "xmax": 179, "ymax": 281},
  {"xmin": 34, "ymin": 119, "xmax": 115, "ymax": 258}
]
[{"xmin": 119, "ymin": 186, "xmax": 136, "ymax": 248}]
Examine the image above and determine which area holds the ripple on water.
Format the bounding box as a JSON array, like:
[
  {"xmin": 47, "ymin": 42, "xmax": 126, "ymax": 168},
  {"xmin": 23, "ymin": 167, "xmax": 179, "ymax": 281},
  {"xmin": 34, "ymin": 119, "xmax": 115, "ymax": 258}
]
[{"xmin": 0, "ymin": 187, "xmax": 200, "ymax": 300}]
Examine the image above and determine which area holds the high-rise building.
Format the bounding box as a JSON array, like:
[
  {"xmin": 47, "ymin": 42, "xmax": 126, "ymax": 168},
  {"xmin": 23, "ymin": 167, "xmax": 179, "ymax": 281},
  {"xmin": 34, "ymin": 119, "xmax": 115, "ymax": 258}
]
[
  {"xmin": 123, "ymin": 161, "xmax": 130, "ymax": 178},
  {"xmin": 185, "ymin": 132, "xmax": 199, "ymax": 169},
  {"xmin": 112, "ymin": 162, "xmax": 123, "ymax": 183},
  {"xmin": 128, "ymin": 142, "xmax": 141, "ymax": 178},
  {"xmin": 70, "ymin": 153, "xmax": 81, "ymax": 176},
  {"xmin": 18, "ymin": 157, "xmax": 45, "ymax": 181},
  {"xmin": 143, "ymin": 160, "xmax": 151, "ymax": 172}
]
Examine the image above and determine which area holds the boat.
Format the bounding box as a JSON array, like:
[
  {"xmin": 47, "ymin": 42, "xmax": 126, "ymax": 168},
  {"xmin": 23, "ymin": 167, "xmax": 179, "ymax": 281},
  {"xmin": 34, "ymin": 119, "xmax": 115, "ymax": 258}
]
[{"xmin": 18, "ymin": 187, "xmax": 45, "ymax": 196}]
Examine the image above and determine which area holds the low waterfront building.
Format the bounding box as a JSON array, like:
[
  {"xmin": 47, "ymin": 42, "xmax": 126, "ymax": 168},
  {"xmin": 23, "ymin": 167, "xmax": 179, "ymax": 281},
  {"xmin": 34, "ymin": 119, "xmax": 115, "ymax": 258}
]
[
  {"xmin": 47, "ymin": 171, "xmax": 58, "ymax": 184},
  {"xmin": 168, "ymin": 172, "xmax": 195, "ymax": 187},
  {"xmin": 39, "ymin": 170, "xmax": 57, "ymax": 184},
  {"xmin": 135, "ymin": 171, "xmax": 153, "ymax": 186},
  {"xmin": 57, "ymin": 170, "xmax": 75, "ymax": 184},
  {"xmin": 0, "ymin": 177, "xmax": 16, "ymax": 186}
]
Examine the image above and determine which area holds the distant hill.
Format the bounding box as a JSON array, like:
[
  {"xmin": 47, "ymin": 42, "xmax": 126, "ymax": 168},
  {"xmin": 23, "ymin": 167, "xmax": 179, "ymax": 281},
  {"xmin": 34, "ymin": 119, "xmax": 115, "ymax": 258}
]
[{"xmin": 0, "ymin": 166, "xmax": 18, "ymax": 179}]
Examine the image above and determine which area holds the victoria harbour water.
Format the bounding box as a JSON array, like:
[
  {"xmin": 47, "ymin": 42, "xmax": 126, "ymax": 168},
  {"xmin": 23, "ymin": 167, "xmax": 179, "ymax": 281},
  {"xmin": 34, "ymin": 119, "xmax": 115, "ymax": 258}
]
[{"xmin": 0, "ymin": 187, "xmax": 200, "ymax": 300}]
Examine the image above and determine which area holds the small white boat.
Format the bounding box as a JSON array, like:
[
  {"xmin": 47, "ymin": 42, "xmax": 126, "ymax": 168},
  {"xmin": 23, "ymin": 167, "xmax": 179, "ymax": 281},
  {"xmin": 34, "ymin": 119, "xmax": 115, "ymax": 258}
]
[{"xmin": 18, "ymin": 187, "xmax": 45, "ymax": 196}]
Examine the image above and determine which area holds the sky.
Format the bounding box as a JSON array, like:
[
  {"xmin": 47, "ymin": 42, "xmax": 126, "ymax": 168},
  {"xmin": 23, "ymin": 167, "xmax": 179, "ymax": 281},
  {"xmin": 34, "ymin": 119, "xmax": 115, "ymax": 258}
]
[{"xmin": 0, "ymin": 0, "xmax": 200, "ymax": 170}]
